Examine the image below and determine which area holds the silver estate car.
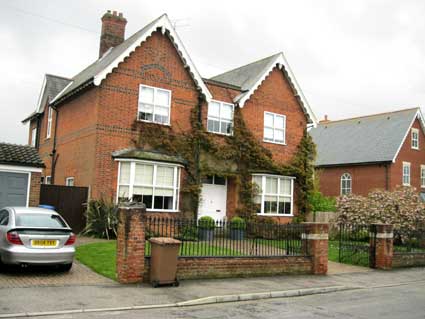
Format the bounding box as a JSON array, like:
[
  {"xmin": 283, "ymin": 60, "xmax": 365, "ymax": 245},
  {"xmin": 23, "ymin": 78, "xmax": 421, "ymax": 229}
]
[{"xmin": 0, "ymin": 207, "xmax": 75, "ymax": 271}]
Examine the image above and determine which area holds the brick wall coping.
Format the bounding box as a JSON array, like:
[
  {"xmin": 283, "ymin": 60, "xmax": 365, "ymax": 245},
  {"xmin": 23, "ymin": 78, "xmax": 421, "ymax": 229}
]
[
  {"xmin": 301, "ymin": 233, "xmax": 328, "ymax": 240},
  {"xmin": 376, "ymin": 233, "xmax": 394, "ymax": 239}
]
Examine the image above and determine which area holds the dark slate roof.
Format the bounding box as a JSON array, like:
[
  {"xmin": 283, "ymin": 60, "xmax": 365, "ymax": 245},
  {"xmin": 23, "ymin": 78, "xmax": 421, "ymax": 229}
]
[
  {"xmin": 0, "ymin": 143, "xmax": 44, "ymax": 167},
  {"xmin": 39, "ymin": 74, "xmax": 72, "ymax": 113},
  {"xmin": 22, "ymin": 74, "xmax": 71, "ymax": 123},
  {"xmin": 309, "ymin": 108, "xmax": 422, "ymax": 166},
  {"xmin": 112, "ymin": 148, "xmax": 187, "ymax": 165},
  {"xmin": 210, "ymin": 53, "xmax": 280, "ymax": 91}
]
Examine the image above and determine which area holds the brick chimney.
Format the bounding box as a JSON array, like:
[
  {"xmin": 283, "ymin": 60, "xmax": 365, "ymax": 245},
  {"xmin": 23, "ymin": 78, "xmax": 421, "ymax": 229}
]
[
  {"xmin": 319, "ymin": 115, "xmax": 331, "ymax": 124},
  {"xmin": 99, "ymin": 10, "xmax": 127, "ymax": 58}
]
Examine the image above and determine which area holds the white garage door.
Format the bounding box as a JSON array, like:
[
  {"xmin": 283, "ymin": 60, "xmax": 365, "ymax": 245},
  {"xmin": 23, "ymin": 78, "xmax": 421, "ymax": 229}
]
[{"xmin": 0, "ymin": 172, "xmax": 29, "ymax": 208}]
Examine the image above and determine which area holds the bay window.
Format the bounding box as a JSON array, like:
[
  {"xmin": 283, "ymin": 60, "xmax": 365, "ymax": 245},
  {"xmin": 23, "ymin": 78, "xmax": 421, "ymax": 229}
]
[
  {"xmin": 138, "ymin": 85, "xmax": 171, "ymax": 125},
  {"xmin": 252, "ymin": 174, "xmax": 294, "ymax": 216},
  {"xmin": 117, "ymin": 161, "xmax": 180, "ymax": 211}
]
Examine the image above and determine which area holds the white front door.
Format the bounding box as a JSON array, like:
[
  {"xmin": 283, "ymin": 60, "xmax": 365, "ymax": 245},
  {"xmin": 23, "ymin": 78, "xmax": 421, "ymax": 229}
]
[{"xmin": 198, "ymin": 175, "xmax": 227, "ymax": 221}]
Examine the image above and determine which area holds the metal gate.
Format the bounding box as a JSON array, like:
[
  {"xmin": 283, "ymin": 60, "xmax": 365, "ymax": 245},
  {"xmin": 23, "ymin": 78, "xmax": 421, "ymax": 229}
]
[
  {"xmin": 40, "ymin": 184, "xmax": 89, "ymax": 233},
  {"xmin": 337, "ymin": 224, "xmax": 376, "ymax": 267}
]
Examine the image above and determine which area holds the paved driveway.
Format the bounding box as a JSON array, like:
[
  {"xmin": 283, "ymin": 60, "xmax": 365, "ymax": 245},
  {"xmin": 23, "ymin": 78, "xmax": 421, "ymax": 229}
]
[{"xmin": 0, "ymin": 236, "xmax": 115, "ymax": 288}]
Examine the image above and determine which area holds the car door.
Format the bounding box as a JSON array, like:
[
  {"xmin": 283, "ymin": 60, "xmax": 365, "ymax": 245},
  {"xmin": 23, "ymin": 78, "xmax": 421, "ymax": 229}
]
[{"xmin": 0, "ymin": 209, "xmax": 10, "ymax": 249}]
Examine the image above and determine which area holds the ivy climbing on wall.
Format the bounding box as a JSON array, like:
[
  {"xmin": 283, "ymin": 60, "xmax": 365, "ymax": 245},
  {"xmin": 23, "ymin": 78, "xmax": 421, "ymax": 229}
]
[{"xmin": 132, "ymin": 100, "xmax": 316, "ymax": 222}]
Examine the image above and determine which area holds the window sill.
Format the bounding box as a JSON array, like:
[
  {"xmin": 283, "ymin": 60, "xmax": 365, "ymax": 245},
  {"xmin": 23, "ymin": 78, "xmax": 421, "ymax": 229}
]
[
  {"xmin": 146, "ymin": 209, "xmax": 180, "ymax": 213},
  {"xmin": 207, "ymin": 130, "xmax": 233, "ymax": 137},
  {"xmin": 402, "ymin": 183, "xmax": 411, "ymax": 186},
  {"xmin": 411, "ymin": 147, "xmax": 419, "ymax": 151},
  {"xmin": 256, "ymin": 213, "xmax": 294, "ymax": 217},
  {"xmin": 137, "ymin": 119, "xmax": 171, "ymax": 127},
  {"xmin": 263, "ymin": 139, "xmax": 286, "ymax": 146}
]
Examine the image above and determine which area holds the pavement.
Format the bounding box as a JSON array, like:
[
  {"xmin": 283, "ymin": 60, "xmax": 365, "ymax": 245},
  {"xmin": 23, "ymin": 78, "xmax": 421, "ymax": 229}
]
[
  {"xmin": 33, "ymin": 277, "xmax": 425, "ymax": 319},
  {"xmin": 0, "ymin": 266, "xmax": 424, "ymax": 317}
]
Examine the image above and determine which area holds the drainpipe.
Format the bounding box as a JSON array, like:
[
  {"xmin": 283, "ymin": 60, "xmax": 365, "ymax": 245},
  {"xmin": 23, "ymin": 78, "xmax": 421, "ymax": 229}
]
[
  {"xmin": 50, "ymin": 106, "xmax": 60, "ymax": 184},
  {"xmin": 194, "ymin": 94, "xmax": 204, "ymax": 220},
  {"xmin": 35, "ymin": 116, "xmax": 41, "ymax": 149},
  {"xmin": 385, "ymin": 163, "xmax": 389, "ymax": 191}
]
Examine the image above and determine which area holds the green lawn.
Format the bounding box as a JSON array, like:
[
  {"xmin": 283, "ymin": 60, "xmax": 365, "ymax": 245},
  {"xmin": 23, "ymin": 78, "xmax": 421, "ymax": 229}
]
[
  {"xmin": 76, "ymin": 240, "xmax": 243, "ymax": 280},
  {"xmin": 76, "ymin": 241, "xmax": 117, "ymax": 280}
]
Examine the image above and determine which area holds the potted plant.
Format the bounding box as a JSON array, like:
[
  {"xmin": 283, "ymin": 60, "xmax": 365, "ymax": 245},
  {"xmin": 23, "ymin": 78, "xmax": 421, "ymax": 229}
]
[
  {"xmin": 230, "ymin": 217, "xmax": 246, "ymax": 240},
  {"xmin": 198, "ymin": 216, "xmax": 215, "ymax": 241}
]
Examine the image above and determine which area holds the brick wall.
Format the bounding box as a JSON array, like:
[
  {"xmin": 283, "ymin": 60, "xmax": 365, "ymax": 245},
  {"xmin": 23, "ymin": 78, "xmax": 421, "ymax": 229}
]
[
  {"xmin": 143, "ymin": 256, "xmax": 312, "ymax": 281},
  {"xmin": 317, "ymin": 164, "xmax": 388, "ymax": 197},
  {"xmin": 390, "ymin": 118, "xmax": 425, "ymax": 191},
  {"xmin": 28, "ymin": 171, "xmax": 41, "ymax": 207},
  {"xmin": 393, "ymin": 253, "xmax": 425, "ymax": 268}
]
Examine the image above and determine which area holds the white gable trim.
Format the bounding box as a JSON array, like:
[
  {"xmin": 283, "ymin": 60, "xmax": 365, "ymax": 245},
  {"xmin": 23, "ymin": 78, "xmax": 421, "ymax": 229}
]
[
  {"xmin": 35, "ymin": 75, "xmax": 48, "ymax": 113},
  {"xmin": 93, "ymin": 14, "xmax": 212, "ymax": 102},
  {"xmin": 236, "ymin": 53, "xmax": 317, "ymax": 125},
  {"xmin": 392, "ymin": 108, "xmax": 425, "ymax": 163}
]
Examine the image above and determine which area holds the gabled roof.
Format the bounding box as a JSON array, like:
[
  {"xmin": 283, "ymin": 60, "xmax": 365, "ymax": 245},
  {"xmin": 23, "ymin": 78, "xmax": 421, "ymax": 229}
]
[
  {"xmin": 210, "ymin": 52, "xmax": 317, "ymax": 124},
  {"xmin": 0, "ymin": 143, "xmax": 44, "ymax": 168},
  {"xmin": 22, "ymin": 74, "xmax": 71, "ymax": 123},
  {"xmin": 310, "ymin": 108, "xmax": 425, "ymax": 167},
  {"xmin": 51, "ymin": 14, "xmax": 212, "ymax": 105}
]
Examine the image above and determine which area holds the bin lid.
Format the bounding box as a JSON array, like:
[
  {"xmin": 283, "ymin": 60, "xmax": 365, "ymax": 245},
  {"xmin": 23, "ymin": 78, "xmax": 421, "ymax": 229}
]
[{"xmin": 149, "ymin": 237, "xmax": 181, "ymax": 245}]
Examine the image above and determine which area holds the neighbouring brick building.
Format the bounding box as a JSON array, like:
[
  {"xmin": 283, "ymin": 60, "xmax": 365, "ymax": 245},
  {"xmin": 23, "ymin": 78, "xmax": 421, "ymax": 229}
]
[
  {"xmin": 310, "ymin": 108, "xmax": 425, "ymax": 198},
  {"xmin": 23, "ymin": 11, "xmax": 317, "ymax": 222}
]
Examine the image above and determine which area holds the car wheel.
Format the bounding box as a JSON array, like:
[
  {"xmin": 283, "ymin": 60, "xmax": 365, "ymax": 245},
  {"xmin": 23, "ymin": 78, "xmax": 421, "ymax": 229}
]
[{"xmin": 59, "ymin": 263, "xmax": 73, "ymax": 272}]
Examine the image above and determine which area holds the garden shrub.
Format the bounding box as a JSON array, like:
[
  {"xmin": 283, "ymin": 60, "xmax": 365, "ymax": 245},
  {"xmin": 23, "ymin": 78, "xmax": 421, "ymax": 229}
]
[
  {"xmin": 230, "ymin": 216, "xmax": 246, "ymax": 230},
  {"xmin": 198, "ymin": 216, "xmax": 215, "ymax": 229},
  {"xmin": 308, "ymin": 191, "xmax": 336, "ymax": 212},
  {"xmin": 337, "ymin": 186, "xmax": 425, "ymax": 243},
  {"xmin": 83, "ymin": 198, "xmax": 119, "ymax": 239}
]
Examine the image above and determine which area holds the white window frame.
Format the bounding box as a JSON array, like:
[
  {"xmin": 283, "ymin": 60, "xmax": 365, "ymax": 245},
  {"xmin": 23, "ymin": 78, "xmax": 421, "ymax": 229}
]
[
  {"xmin": 403, "ymin": 162, "xmax": 411, "ymax": 186},
  {"xmin": 252, "ymin": 174, "xmax": 294, "ymax": 216},
  {"xmin": 46, "ymin": 106, "xmax": 53, "ymax": 139},
  {"xmin": 31, "ymin": 127, "xmax": 37, "ymax": 147},
  {"xmin": 137, "ymin": 84, "xmax": 172, "ymax": 126},
  {"xmin": 45, "ymin": 176, "xmax": 52, "ymax": 185},
  {"xmin": 340, "ymin": 173, "xmax": 352, "ymax": 196},
  {"xmin": 207, "ymin": 100, "xmax": 234, "ymax": 136},
  {"xmin": 411, "ymin": 128, "xmax": 419, "ymax": 150},
  {"xmin": 421, "ymin": 165, "xmax": 425, "ymax": 188},
  {"xmin": 65, "ymin": 177, "xmax": 74, "ymax": 186},
  {"xmin": 116, "ymin": 160, "xmax": 181, "ymax": 212},
  {"xmin": 263, "ymin": 111, "xmax": 286, "ymax": 145}
]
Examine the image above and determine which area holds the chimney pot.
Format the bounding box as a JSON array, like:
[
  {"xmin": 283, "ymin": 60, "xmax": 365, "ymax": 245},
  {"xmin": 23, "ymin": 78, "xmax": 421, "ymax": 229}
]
[{"xmin": 99, "ymin": 10, "xmax": 127, "ymax": 58}]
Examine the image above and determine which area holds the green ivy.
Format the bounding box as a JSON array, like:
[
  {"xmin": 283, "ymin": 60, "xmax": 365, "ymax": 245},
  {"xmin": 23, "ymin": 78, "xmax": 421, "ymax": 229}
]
[{"xmin": 132, "ymin": 102, "xmax": 316, "ymax": 222}]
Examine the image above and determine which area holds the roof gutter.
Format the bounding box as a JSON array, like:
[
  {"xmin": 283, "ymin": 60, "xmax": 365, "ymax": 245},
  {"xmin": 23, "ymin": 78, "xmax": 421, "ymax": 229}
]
[
  {"xmin": 315, "ymin": 160, "xmax": 392, "ymax": 168},
  {"xmin": 50, "ymin": 79, "xmax": 94, "ymax": 108}
]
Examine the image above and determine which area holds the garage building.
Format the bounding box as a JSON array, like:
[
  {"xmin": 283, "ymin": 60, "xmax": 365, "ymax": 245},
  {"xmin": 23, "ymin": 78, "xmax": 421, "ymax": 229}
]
[{"xmin": 0, "ymin": 143, "xmax": 44, "ymax": 208}]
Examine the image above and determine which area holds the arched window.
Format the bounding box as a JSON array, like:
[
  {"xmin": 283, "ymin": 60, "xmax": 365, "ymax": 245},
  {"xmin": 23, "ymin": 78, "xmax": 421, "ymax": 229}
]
[{"xmin": 340, "ymin": 173, "xmax": 352, "ymax": 195}]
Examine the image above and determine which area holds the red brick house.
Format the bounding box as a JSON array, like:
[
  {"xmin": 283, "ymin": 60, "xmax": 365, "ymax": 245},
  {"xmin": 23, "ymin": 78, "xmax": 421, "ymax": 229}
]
[
  {"xmin": 310, "ymin": 108, "xmax": 425, "ymax": 198},
  {"xmin": 23, "ymin": 12, "xmax": 317, "ymax": 222}
]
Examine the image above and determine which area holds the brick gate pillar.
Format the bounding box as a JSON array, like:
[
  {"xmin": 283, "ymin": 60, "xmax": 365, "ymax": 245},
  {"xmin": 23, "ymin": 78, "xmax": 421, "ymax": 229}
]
[
  {"xmin": 370, "ymin": 224, "xmax": 393, "ymax": 270},
  {"xmin": 116, "ymin": 204, "xmax": 146, "ymax": 284},
  {"xmin": 302, "ymin": 223, "xmax": 329, "ymax": 275}
]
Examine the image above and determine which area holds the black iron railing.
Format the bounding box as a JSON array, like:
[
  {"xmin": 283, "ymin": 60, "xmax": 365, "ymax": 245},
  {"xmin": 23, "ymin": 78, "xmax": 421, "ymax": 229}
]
[
  {"xmin": 393, "ymin": 226, "xmax": 425, "ymax": 254},
  {"xmin": 144, "ymin": 217, "xmax": 308, "ymax": 257},
  {"xmin": 335, "ymin": 223, "xmax": 375, "ymax": 267}
]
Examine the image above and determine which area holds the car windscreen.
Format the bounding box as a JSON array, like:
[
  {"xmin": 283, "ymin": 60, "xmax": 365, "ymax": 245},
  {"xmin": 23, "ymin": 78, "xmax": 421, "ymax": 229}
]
[{"xmin": 15, "ymin": 213, "xmax": 67, "ymax": 228}]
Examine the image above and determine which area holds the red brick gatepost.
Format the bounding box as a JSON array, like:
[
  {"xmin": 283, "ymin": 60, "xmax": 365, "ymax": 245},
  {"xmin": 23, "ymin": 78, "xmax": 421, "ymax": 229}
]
[
  {"xmin": 116, "ymin": 204, "xmax": 146, "ymax": 284},
  {"xmin": 302, "ymin": 223, "xmax": 329, "ymax": 274},
  {"xmin": 370, "ymin": 224, "xmax": 393, "ymax": 270}
]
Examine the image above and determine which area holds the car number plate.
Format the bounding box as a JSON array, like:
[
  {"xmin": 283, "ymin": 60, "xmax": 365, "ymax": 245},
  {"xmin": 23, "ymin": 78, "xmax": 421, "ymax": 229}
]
[{"xmin": 31, "ymin": 240, "xmax": 57, "ymax": 247}]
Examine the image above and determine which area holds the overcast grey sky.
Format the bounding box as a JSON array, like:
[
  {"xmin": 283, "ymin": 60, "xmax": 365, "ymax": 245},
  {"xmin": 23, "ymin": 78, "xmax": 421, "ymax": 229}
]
[{"xmin": 1, "ymin": 0, "xmax": 425, "ymax": 144}]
